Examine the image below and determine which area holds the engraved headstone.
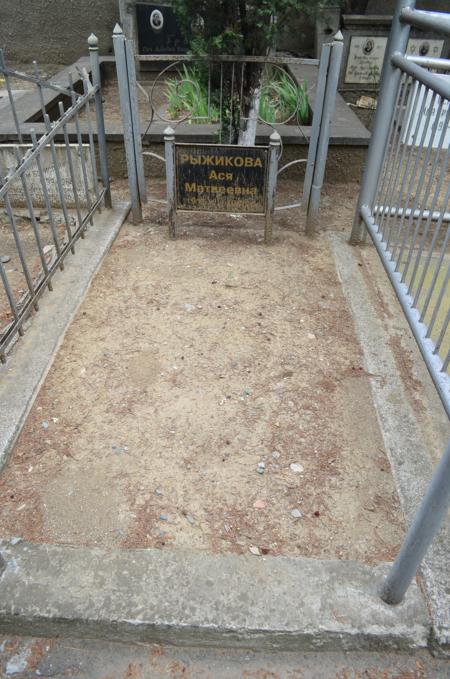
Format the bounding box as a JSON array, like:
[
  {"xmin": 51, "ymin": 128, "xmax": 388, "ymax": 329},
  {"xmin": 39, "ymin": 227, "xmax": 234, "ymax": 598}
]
[
  {"xmin": 341, "ymin": 14, "xmax": 446, "ymax": 88},
  {"xmin": 0, "ymin": 144, "xmax": 95, "ymax": 209}
]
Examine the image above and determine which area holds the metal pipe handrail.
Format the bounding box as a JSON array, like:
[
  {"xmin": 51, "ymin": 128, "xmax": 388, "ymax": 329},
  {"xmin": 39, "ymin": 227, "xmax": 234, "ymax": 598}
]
[
  {"xmin": 137, "ymin": 53, "xmax": 320, "ymax": 65},
  {"xmin": 391, "ymin": 52, "xmax": 450, "ymax": 99},
  {"xmin": 400, "ymin": 7, "xmax": 450, "ymax": 36},
  {"xmin": 407, "ymin": 55, "xmax": 450, "ymax": 72}
]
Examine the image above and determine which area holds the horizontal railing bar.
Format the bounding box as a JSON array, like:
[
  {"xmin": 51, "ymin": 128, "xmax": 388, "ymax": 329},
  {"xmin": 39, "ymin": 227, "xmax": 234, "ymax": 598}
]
[
  {"xmin": 0, "ymin": 65, "xmax": 82, "ymax": 98},
  {"xmin": 361, "ymin": 205, "xmax": 450, "ymax": 416},
  {"xmin": 147, "ymin": 197, "xmax": 168, "ymax": 204},
  {"xmin": 400, "ymin": 7, "xmax": 450, "ymax": 37},
  {"xmin": 0, "ymin": 86, "xmax": 98, "ymax": 201},
  {"xmin": 277, "ymin": 158, "xmax": 308, "ymax": 175},
  {"xmin": 391, "ymin": 53, "xmax": 450, "ymax": 99},
  {"xmin": 275, "ymin": 201, "xmax": 303, "ymax": 211},
  {"xmin": 0, "ymin": 188, "xmax": 106, "ymax": 356},
  {"xmin": 374, "ymin": 205, "xmax": 450, "ymax": 222},
  {"xmin": 142, "ymin": 151, "xmax": 166, "ymax": 162},
  {"xmin": 137, "ymin": 54, "xmax": 320, "ymax": 65},
  {"xmin": 407, "ymin": 55, "xmax": 450, "ymax": 71}
]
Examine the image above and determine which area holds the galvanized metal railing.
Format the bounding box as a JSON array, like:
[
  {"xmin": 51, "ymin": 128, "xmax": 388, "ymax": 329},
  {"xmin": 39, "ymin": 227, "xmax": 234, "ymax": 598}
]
[
  {"xmin": 351, "ymin": 0, "xmax": 450, "ymax": 604},
  {"xmin": 0, "ymin": 35, "xmax": 111, "ymax": 362}
]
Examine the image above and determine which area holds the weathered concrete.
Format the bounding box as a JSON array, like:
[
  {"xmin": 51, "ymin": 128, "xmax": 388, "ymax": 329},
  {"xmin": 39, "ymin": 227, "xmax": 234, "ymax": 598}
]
[
  {"xmin": 0, "ymin": 540, "xmax": 430, "ymax": 651},
  {"xmin": 3, "ymin": 636, "xmax": 450, "ymax": 679},
  {"xmin": 330, "ymin": 232, "xmax": 450, "ymax": 654},
  {"xmin": 0, "ymin": 144, "xmax": 94, "ymax": 208},
  {"xmin": 0, "ymin": 0, "xmax": 119, "ymax": 64},
  {"xmin": 0, "ymin": 201, "xmax": 130, "ymax": 472}
]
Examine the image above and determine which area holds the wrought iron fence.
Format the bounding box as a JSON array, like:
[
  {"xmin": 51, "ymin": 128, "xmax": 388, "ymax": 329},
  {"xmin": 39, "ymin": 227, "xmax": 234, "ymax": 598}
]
[
  {"xmin": 351, "ymin": 0, "xmax": 450, "ymax": 606},
  {"xmin": 0, "ymin": 35, "xmax": 111, "ymax": 362}
]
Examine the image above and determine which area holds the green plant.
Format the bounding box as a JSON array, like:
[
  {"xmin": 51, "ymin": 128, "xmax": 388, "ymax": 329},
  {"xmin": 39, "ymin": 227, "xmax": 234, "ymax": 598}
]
[
  {"xmin": 259, "ymin": 70, "xmax": 310, "ymax": 125},
  {"xmin": 166, "ymin": 65, "xmax": 219, "ymax": 123}
]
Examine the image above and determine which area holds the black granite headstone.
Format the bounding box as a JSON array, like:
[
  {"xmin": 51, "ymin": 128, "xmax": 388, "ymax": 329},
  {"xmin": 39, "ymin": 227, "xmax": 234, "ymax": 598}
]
[{"xmin": 136, "ymin": 3, "xmax": 186, "ymax": 55}]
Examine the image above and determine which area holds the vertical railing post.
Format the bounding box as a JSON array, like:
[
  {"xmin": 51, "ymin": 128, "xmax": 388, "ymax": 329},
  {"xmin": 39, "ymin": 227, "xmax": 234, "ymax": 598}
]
[
  {"xmin": 0, "ymin": 49, "xmax": 23, "ymax": 143},
  {"xmin": 265, "ymin": 130, "xmax": 280, "ymax": 245},
  {"xmin": 164, "ymin": 126, "xmax": 176, "ymax": 239},
  {"xmin": 305, "ymin": 36, "xmax": 343, "ymax": 237},
  {"xmin": 303, "ymin": 43, "xmax": 331, "ymax": 213},
  {"xmin": 113, "ymin": 23, "xmax": 143, "ymax": 223},
  {"xmin": 125, "ymin": 37, "xmax": 147, "ymax": 204},
  {"xmin": 380, "ymin": 440, "xmax": 450, "ymax": 605},
  {"xmin": 350, "ymin": 0, "xmax": 415, "ymax": 244},
  {"xmin": 88, "ymin": 33, "xmax": 112, "ymax": 208}
]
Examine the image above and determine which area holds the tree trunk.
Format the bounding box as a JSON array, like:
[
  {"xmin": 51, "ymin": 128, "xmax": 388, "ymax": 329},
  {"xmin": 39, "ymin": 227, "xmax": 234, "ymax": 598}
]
[{"xmin": 237, "ymin": 62, "xmax": 263, "ymax": 146}]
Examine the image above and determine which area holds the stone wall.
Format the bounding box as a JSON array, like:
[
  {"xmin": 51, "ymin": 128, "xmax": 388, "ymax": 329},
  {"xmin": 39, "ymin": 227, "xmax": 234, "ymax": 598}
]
[
  {"xmin": 0, "ymin": 0, "xmax": 119, "ymax": 63},
  {"xmin": 0, "ymin": 0, "xmax": 449, "ymax": 65}
]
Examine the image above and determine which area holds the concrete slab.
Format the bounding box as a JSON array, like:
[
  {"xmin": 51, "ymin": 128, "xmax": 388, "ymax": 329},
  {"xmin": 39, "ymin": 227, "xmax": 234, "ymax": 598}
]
[
  {"xmin": 329, "ymin": 232, "xmax": 450, "ymax": 654},
  {"xmin": 0, "ymin": 540, "xmax": 429, "ymax": 652},
  {"xmin": 0, "ymin": 200, "xmax": 130, "ymax": 472},
  {"xmin": 2, "ymin": 636, "xmax": 450, "ymax": 679}
]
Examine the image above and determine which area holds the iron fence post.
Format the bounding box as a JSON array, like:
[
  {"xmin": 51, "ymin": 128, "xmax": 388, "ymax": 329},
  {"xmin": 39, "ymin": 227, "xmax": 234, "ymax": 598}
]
[
  {"xmin": 265, "ymin": 131, "xmax": 281, "ymax": 245},
  {"xmin": 88, "ymin": 33, "xmax": 112, "ymax": 208},
  {"xmin": 164, "ymin": 126, "xmax": 176, "ymax": 239},
  {"xmin": 350, "ymin": 0, "xmax": 415, "ymax": 244},
  {"xmin": 305, "ymin": 36, "xmax": 343, "ymax": 237},
  {"xmin": 380, "ymin": 440, "xmax": 450, "ymax": 605},
  {"xmin": 113, "ymin": 23, "xmax": 143, "ymax": 223}
]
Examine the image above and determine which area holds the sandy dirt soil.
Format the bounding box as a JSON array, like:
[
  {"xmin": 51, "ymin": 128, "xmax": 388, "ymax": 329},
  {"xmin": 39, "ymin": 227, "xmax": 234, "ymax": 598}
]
[{"xmin": 0, "ymin": 180, "xmax": 405, "ymax": 562}]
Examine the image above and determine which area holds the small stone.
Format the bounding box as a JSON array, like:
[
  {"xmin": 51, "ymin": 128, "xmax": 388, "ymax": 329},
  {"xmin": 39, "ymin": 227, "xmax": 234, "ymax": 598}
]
[
  {"xmin": 186, "ymin": 514, "xmax": 195, "ymax": 525},
  {"xmin": 272, "ymin": 451, "xmax": 281, "ymax": 459},
  {"xmin": 249, "ymin": 545, "xmax": 261, "ymax": 556},
  {"xmin": 41, "ymin": 420, "xmax": 49, "ymax": 429},
  {"xmin": 183, "ymin": 303, "xmax": 195, "ymax": 312},
  {"xmin": 257, "ymin": 461, "xmax": 265, "ymax": 474},
  {"xmin": 112, "ymin": 444, "xmax": 129, "ymax": 454},
  {"xmin": 290, "ymin": 463, "xmax": 304, "ymax": 474},
  {"xmin": 10, "ymin": 537, "xmax": 22, "ymax": 545},
  {"xmin": 155, "ymin": 488, "xmax": 163, "ymax": 496},
  {"xmin": 291, "ymin": 508, "xmax": 303, "ymax": 519},
  {"xmin": 159, "ymin": 514, "xmax": 168, "ymax": 521},
  {"xmin": 1, "ymin": 255, "xmax": 11, "ymax": 264},
  {"xmin": 253, "ymin": 499, "xmax": 266, "ymax": 509},
  {"xmin": 307, "ymin": 332, "xmax": 316, "ymax": 340}
]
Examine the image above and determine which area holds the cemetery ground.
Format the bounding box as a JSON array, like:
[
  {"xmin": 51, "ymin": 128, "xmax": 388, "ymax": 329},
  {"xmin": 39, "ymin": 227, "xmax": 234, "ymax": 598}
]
[
  {"xmin": 0, "ymin": 179, "xmax": 419, "ymax": 559},
  {"xmin": 0, "ymin": 178, "xmax": 448, "ymax": 673},
  {"xmin": 0, "ymin": 177, "xmax": 447, "ymax": 557}
]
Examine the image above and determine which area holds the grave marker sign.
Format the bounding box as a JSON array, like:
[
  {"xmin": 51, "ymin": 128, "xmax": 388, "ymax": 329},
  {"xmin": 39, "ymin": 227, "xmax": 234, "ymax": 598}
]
[
  {"xmin": 164, "ymin": 129, "xmax": 280, "ymax": 244},
  {"xmin": 175, "ymin": 144, "xmax": 268, "ymax": 215}
]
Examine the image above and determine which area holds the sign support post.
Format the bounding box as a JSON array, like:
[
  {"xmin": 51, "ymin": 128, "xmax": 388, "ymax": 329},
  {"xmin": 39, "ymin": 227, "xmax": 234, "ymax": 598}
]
[
  {"xmin": 265, "ymin": 131, "xmax": 281, "ymax": 245},
  {"xmin": 164, "ymin": 126, "xmax": 176, "ymax": 239}
]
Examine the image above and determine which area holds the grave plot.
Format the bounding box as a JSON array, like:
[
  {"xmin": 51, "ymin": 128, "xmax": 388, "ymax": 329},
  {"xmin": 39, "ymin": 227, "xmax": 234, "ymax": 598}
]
[{"xmin": 0, "ymin": 180, "xmax": 405, "ymax": 562}]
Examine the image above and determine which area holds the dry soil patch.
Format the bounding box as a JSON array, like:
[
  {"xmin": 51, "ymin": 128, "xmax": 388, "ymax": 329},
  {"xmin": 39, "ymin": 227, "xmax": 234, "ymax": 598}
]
[{"xmin": 0, "ymin": 198, "xmax": 404, "ymax": 561}]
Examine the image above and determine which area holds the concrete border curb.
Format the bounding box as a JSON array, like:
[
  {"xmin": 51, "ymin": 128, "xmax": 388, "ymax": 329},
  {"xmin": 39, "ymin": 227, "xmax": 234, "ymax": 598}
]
[
  {"xmin": 0, "ymin": 541, "xmax": 429, "ymax": 651},
  {"xmin": 329, "ymin": 232, "xmax": 450, "ymax": 654},
  {"xmin": 0, "ymin": 201, "xmax": 131, "ymax": 472}
]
